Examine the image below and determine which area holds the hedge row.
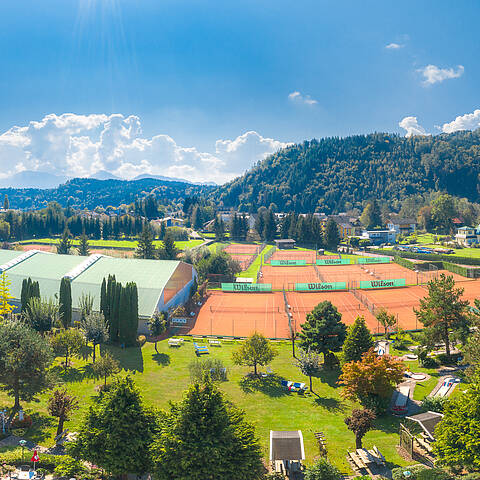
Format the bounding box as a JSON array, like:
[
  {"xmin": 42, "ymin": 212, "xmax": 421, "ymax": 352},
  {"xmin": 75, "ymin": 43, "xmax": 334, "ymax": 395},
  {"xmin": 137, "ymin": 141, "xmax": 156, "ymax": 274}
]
[
  {"xmin": 393, "ymin": 255, "xmax": 416, "ymax": 271},
  {"xmin": 442, "ymin": 261, "xmax": 471, "ymax": 278},
  {"xmin": 383, "ymin": 249, "xmax": 480, "ymax": 266}
]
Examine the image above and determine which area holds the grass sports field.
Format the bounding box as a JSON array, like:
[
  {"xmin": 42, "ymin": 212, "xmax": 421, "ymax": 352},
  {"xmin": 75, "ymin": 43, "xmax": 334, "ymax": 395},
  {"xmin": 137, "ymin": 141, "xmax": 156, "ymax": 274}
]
[
  {"xmin": 0, "ymin": 339, "xmax": 423, "ymax": 472},
  {"xmin": 17, "ymin": 238, "xmax": 204, "ymax": 251}
]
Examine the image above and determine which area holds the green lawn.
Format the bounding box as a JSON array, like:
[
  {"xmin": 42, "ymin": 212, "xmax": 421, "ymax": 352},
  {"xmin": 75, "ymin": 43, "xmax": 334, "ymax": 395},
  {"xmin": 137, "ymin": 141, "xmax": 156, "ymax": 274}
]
[
  {"xmin": 17, "ymin": 238, "xmax": 204, "ymax": 251},
  {"xmin": 0, "ymin": 339, "xmax": 412, "ymax": 472}
]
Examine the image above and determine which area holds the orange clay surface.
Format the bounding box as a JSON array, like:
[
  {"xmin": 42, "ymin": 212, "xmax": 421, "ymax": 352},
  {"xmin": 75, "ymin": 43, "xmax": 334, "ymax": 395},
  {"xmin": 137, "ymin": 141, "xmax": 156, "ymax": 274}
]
[
  {"xmin": 259, "ymin": 265, "xmax": 319, "ymax": 290},
  {"xmin": 286, "ymin": 290, "xmax": 378, "ymax": 333},
  {"xmin": 188, "ymin": 291, "xmax": 290, "ymax": 339},
  {"xmin": 224, "ymin": 243, "xmax": 260, "ymax": 254},
  {"xmin": 227, "ymin": 253, "xmax": 256, "ymax": 270}
]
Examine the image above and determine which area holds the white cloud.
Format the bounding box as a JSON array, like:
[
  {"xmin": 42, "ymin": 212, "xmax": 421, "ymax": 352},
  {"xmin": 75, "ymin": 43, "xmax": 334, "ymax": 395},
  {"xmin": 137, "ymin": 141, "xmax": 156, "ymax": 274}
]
[
  {"xmin": 288, "ymin": 91, "xmax": 318, "ymax": 106},
  {"xmin": 441, "ymin": 109, "xmax": 480, "ymax": 133},
  {"xmin": 385, "ymin": 43, "xmax": 403, "ymax": 50},
  {"xmin": 418, "ymin": 64, "xmax": 464, "ymax": 85},
  {"xmin": 0, "ymin": 113, "xmax": 290, "ymax": 184},
  {"xmin": 399, "ymin": 116, "xmax": 429, "ymax": 137}
]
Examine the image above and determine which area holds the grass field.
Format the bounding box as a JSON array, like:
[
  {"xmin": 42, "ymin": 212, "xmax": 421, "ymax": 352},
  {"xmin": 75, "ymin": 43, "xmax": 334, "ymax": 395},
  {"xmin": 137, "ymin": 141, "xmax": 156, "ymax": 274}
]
[
  {"xmin": 0, "ymin": 339, "xmax": 416, "ymax": 472},
  {"xmin": 18, "ymin": 238, "xmax": 205, "ymax": 251}
]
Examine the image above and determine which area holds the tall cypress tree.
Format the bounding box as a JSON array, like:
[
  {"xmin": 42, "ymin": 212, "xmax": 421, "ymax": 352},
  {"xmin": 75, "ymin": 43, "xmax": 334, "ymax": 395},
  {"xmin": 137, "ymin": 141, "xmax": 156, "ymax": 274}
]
[
  {"xmin": 21, "ymin": 277, "xmax": 40, "ymax": 312},
  {"xmin": 118, "ymin": 286, "xmax": 129, "ymax": 346},
  {"xmin": 59, "ymin": 277, "xmax": 72, "ymax": 328},
  {"xmin": 100, "ymin": 278, "xmax": 107, "ymax": 320},
  {"xmin": 77, "ymin": 234, "xmax": 90, "ymax": 256}
]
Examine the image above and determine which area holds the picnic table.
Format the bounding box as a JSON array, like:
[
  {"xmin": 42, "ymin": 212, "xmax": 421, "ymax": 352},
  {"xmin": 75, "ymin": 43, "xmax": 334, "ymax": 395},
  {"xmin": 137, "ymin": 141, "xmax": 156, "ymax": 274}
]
[
  {"xmin": 168, "ymin": 338, "xmax": 183, "ymax": 347},
  {"xmin": 208, "ymin": 339, "xmax": 221, "ymax": 346}
]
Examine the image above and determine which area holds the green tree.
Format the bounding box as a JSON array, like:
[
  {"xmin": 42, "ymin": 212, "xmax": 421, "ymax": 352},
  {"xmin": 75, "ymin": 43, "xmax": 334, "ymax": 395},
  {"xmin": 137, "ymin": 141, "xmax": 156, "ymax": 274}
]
[
  {"xmin": 51, "ymin": 328, "xmax": 84, "ymax": 370},
  {"xmin": 158, "ymin": 231, "xmax": 178, "ymax": 260},
  {"xmin": 431, "ymin": 193, "xmax": 456, "ymax": 233},
  {"xmin": 59, "ymin": 277, "xmax": 72, "ymax": 328},
  {"xmin": 0, "ymin": 320, "xmax": 54, "ymax": 428},
  {"xmin": 77, "ymin": 234, "xmax": 90, "ymax": 256},
  {"xmin": 0, "ymin": 272, "xmax": 14, "ymax": 320},
  {"xmin": 344, "ymin": 408, "xmax": 376, "ymax": 449},
  {"xmin": 360, "ymin": 199, "xmax": 382, "ymax": 229},
  {"xmin": 3, "ymin": 194, "xmax": 9, "ymax": 210},
  {"xmin": 339, "ymin": 348, "xmax": 405, "ymax": 412},
  {"xmin": 196, "ymin": 252, "xmax": 241, "ymax": 282},
  {"xmin": 342, "ymin": 316, "xmax": 374, "ymax": 363},
  {"xmin": 81, "ymin": 312, "xmax": 108, "ymax": 362},
  {"xmin": 214, "ymin": 215, "xmax": 226, "ymax": 241},
  {"xmin": 299, "ymin": 301, "xmax": 347, "ymax": 366},
  {"xmin": 70, "ymin": 377, "xmax": 157, "ymax": 477},
  {"xmin": 375, "ymin": 307, "xmax": 396, "ymax": 338},
  {"xmin": 152, "ymin": 381, "xmax": 264, "ymax": 480},
  {"xmin": 135, "ymin": 225, "xmax": 156, "ymax": 259},
  {"xmin": 304, "ymin": 458, "xmax": 342, "ymax": 480},
  {"xmin": 295, "ymin": 349, "xmax": 320, "ymax": 394},
  {"xmin": 148, "ymin": 311, "xmax": 168, "ymax": 353},
  {"xmin": 48, "ymin": 388, "xmax": 79, "ymax": 437},
  {"xmin": 92, "ymin": 352, "xmax": 120, "ymax": 386},
  {"xmin": 57, "ymin": 228, "xmax": 72, "ymax": 255},
  {"xmin": 324, "ymin": 218, "xmax": 340, "ymax": 250},
  {"xmin": 414, "ymin": 273, "xmax": 470, "ymax": 357},
  {"xmin": 433, "ymin": 378, "xmax": 480, "ymax": 471},
  {"xmin": 78, "ymin": 292, "xmax": 94, "ymax": 323},
  {"xmin": 20, "ymin": 277, "xmax": 40, "ymax": 313},
  {"xmin": 263, "ymin": 208, "xmax": 277, "ymax": 241},
  {"xmin": 24, "ymin": 297, "xmax": 60, "ymax": 335},
  {"xmin": 232, "ymin": 332, "xmax": 278, "ymax": 376}
]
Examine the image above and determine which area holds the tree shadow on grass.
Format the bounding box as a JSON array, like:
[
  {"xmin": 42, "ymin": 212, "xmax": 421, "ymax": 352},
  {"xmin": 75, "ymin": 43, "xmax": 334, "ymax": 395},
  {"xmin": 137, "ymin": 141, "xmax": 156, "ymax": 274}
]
[
  {"xmin": 100, "ymin": 344, "xmax": 144, "ymax": 373},
  {"xmin": 312, "ymin": 366, "xmax": 341, "ymax": 389},
  {"xmin": 373, "ymin": 413, "xmax": 403, "ymax": 435},
  {"xmin": 79, "ymin": 344, "xmax": 92, "ymax": 362},
  {"xmin": 152, "ymin": 353, "xmax": 171, "ymax": 367},
  {"xmin": 26, "ymin": 412, "xmax": 56, "ymax": 445},
  {"xmin": 239, "ymin": 374, "xmax": 290, "ymax": 397},
  {"xmin": 50, "ymin": 365, "xmax": 86, "ymax": 383},
  {"xmin": 313, "ymin": 396, "xmax": 345, "ymax": 413}
]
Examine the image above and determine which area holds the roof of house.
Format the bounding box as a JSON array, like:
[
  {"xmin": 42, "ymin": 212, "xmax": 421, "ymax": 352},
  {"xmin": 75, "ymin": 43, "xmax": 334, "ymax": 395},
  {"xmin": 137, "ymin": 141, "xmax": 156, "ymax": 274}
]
[
  {"xmin": 405, "ymin": 411, "xmax": 444, "ymax": 440},
  {"xmin": 270, "ymin": 431, "xmax": 305, "ymax": 462},
  {"xmin": 1, "ymin": 249, "xmax": 191, "ymax": 317}
]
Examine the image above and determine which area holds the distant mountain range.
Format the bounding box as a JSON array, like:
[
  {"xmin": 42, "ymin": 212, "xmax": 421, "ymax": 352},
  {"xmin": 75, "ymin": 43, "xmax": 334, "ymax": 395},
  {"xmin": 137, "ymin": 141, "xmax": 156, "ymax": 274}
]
[
  {"xmin": 214, "ymin": 129, "xmax": 480, "ymax": 212},
  {"xmin": 0, "ymin": 177, "xmax": 215, "ymax": 210},
  {"xmin": 0, "ymin": 170, "xmax": 217, "ymax": 190}
]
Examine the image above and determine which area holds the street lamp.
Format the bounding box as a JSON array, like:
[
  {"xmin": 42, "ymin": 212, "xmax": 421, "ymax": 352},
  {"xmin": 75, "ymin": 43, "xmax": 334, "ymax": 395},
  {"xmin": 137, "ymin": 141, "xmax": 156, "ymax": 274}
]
[{"xmin": 19, "ymin": 439, "xmax": 27, "ymax": 463}]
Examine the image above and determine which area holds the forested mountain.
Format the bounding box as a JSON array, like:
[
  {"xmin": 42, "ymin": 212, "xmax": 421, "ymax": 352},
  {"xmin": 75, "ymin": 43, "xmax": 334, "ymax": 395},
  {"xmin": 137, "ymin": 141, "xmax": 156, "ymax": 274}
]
[
  {"xmin": 0, "ymin": 177, "xmax": 215, "ymax": 210},
  {"xmin": 214, "ymin": 130, "xmax": 480, "ymax": 213}
]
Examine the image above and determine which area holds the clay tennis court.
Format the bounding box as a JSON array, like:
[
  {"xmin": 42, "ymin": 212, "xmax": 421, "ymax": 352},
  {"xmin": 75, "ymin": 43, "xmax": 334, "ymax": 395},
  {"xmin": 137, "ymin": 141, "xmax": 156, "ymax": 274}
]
[
  {"xmin": 286, "ymin": 290, "xmax": 378, "ymax": 332},
  {"xmin": 268, "ymin": 249, "xmax": 319, "ymax": 264},
  {"xmin": 361, "ymin": 285, "xmax": 428, "ymax": 331},
  {"xmin": 224, "ymin": 243, "xmax": 260, "ymax": 255},
  {"xmin": 259, "ymin": 265, "xmax": 319, "ymax": 290},
  {"xmin": 189, "ymin": 291, "xmax": 290, "ymax": 338},
  {"xmin": 227, "ymin": 253, "xmax": 256, "ymax": 270},
  {"xmin": 315, "ymin": 264, "xmax": 382, "ymax": 286},
  {"xmin": 458, "ymin": 279, "xmax": 480, "ymax": 303}
]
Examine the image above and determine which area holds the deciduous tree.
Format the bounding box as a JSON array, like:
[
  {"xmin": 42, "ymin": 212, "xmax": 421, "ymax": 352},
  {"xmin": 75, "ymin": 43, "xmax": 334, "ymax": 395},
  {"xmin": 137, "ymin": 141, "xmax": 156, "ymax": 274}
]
[
  {"xmin": 232, "ymin": 332, "xmax": 277, "ymax": 376},
  {"xmin": 339, "ymin": 348, "xmax": 405, "ymax": 412},
  {"xmin": 344, "ymin": 408, "xmax": 376, "ymax": 449},
  {"xmin": 295, "ymin": 349, "xmax": 320, "ymax": 394},
  {"xmin": 0, "ymin": 321, "xmax": 54, "ymax": 428},
  {"xmin": 375, "ymin": 307, "xmax": 396, "ymax": 338},
  {"xmin": 48, "ymin": 388, "xmax": 79, "ymax": 437},
  {"xmin": 51, "ymin": 328, "xmax": 84, "ymax": 370},
  {"xmin": 92, "ymin": 352, "xmax": 120, "ymax": 386},
  {"xmin": 81, "ymin": 312, "xmax": 108, "ymax": 362},
  {"xmin": 148, "ymin": 311, "xmax": 168, "ymax": 353}
]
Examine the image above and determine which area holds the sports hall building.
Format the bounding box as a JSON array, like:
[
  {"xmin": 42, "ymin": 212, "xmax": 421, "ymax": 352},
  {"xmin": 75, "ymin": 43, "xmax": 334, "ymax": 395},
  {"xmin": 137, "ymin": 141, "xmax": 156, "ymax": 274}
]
[{"xmin": 0, "ymin": 249, "xmax": 196, "ymax": 334}]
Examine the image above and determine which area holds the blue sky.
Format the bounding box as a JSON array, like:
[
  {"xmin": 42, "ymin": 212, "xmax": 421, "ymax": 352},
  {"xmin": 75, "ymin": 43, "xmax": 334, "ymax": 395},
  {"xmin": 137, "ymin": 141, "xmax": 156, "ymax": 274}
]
[{"xmin": 0, "ymin": 0, "xmax": 479, "ymax": 183}]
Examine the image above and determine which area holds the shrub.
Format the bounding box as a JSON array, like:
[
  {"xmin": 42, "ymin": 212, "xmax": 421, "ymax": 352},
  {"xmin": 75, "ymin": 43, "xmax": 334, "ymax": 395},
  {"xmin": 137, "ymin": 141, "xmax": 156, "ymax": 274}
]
[
  {"xmin": 11, "ymin": 414, "xmax": 32, "ymax": 428},
  {"xmin": 436, "ymin": 353, "xmax": 461, "ymax": 366},
  {"xmin": 420, "ymin": 395, "xmax": 448, "ymax": 413},
  {"xmin": 264, "ymin": 474, "xmax": 286, "ymax": 480},
  {"xmin": 416, "ymin": 468, "xmax": 451, "ymax": 480},
  {"xmin": 304, "ymin": 458, "xmax": 342, "ymax": 480},
  {"xmin": 54, "ymin": 456, "xmax": 88, "ymax": 477},
  {"xmin": 392, "ymin": 465, "xmax": 452, "ymax": 480},
  {"xmin": 189, "ymin": 358, "xmax": 227, "ymax": 382},
  {"xmin": 0, "ymin": 448, "xmax": 62, "ymax": 470},
  {"xmin": 137, "ymin": 335, "xmax": 146, "ymax": 346}
]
